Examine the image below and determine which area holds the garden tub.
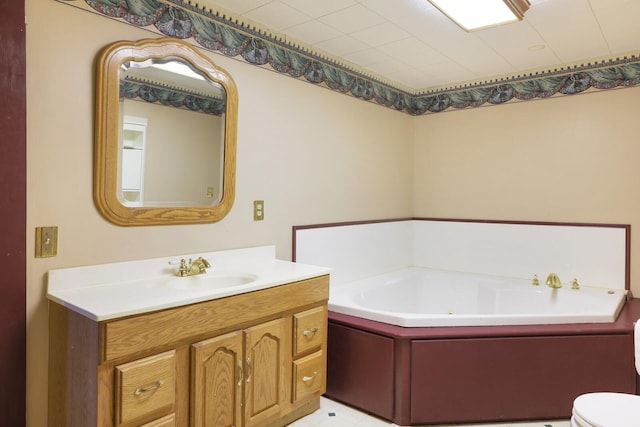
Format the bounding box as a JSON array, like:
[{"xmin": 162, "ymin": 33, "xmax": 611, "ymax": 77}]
[
  {"xmin": 329, "ymin": 267, "xmax": 627, "ymax": 327},
  {"xmin": 293, "ymin": 219, "xmax": 635, "ymax": 425}
]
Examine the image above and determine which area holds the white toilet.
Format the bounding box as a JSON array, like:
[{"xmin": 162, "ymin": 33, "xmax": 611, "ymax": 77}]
[
  {"xmin": 570, "ymin": 321, "xmax": 640, "ymax": 427},
  {"xmin": 571, "ymin": 392, "xmax": 640, "ymax": 426}
]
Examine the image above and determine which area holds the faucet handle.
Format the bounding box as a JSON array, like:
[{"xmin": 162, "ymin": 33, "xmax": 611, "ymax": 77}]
[
  {"xmin": 532, "ymin": 274, "xmax": 540, "ymax": 286},
  {"xmin": 195, "ymin": 257, "xmax": 211, "ymax": 268},
  {"xmin": 176, "ymin": 258, "xmax": 189, "ymax": 277},
  {"xmin": 571, "ymin": 278, "xmax": 580, "ymax": 290}
]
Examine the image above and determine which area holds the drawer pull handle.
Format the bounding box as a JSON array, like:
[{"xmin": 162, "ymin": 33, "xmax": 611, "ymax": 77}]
[
  {"xmin": 134, "ymin": 380, "xmax": 163, "ymax": 396},
  {"xmin": 302, "ymin": 371, "xmax": 318, "ymax": 382},
  {"xmin": 303, "ymin": 327, "xmax": 318, "ymax": 337}
]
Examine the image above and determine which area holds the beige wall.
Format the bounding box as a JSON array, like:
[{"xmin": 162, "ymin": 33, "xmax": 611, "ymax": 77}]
[
  {"xmin": 414, "ymin": 87, "xmax": 640, "ymax": 294},
  {"xmin": 26, "ymin": 1, "xmax": 413, "ymax": 424},
  {"xmin": 27, "ymin": 1, "xmax": 640, "ymax": 425}
]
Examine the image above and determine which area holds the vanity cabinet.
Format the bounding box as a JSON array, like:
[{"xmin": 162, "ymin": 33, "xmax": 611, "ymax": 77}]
[
  {"xmin": 191, "ymin": 318, "xmax": 286, "ymax": 427},
  {"xmin": 48, "ymin": 275, "xmax": 329, "ymax": 427}
]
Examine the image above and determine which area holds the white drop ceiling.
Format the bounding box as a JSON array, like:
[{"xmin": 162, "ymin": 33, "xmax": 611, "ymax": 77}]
[{"xmin": 197, "ymin": 0, "xmax": 640, "ymax": 92}]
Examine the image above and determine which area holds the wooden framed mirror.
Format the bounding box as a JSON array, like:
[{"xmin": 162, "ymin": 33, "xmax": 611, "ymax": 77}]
[{"xmin": 94, "ymin": 38, "xmax": 238, "ymax": 225}]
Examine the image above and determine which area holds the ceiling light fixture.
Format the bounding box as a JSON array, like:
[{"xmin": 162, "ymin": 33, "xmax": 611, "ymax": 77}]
[{"xmin": 428, "ymin": 0, "xmax": 530, "ymax": 32}]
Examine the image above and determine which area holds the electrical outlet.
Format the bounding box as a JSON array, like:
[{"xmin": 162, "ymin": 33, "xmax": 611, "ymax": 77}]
[
  {"xmin": 253, "ymin": 200, "xmax": 264, "ymax": 221},
  {"xmin": 35, "ymin": 226, "xmax": 58, "ymax": 258}
]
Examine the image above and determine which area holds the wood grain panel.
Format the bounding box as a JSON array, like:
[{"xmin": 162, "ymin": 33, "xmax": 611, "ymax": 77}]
[
  {"xmin": 244, "ymin": 318, "xmax": 285, "ymax": 427},
  {"xmin": 140, "ymin": 413, "xmax": 175, "ymax": 427},
  {"xmin": 292, "ymin": 351, "xmax": 324, "ymax": 402},
  {"xmin": 104, "ymin": 276, "xmax": 329, "ymax": 361},
  {"xmin": 49, "ymin": 276, "xmax": 329, "ymax": 426},
  {"xmin": 293, "ymin": 306, "xmax": 325, "ymax": 356},
  {"xmin": 115, "ymin": 350, "xmax": 176, "ymax": 425},
  {"xmin": 191, "ymin": 331, "xmax": 243, "ymax": 427}
]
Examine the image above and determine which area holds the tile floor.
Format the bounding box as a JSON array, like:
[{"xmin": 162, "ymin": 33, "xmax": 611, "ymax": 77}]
[{"xmin": 288, "ymin": 397, "xmax": 571, "ymax": 427}]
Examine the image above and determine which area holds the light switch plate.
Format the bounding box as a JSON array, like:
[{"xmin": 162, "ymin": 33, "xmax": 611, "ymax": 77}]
[{"xmin": 35, "ymin": 226, "xmax": 58, "ymax": 258}]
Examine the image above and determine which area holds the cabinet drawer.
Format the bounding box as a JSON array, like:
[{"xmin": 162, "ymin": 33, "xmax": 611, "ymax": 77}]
[
  {"xmin": 140, "ymin": 413, "xmax": 175, "ymax": 427},
  {"xmin": 293, "ymin": 306, "xmax": 325, "ymax": 356},
  {"xmin": 115, "ymin": 350, "xmax": 176, "ymax": 426},
  {"xmin": 292, "ymin": 351, "xmax": 324, "ymax": 402}
]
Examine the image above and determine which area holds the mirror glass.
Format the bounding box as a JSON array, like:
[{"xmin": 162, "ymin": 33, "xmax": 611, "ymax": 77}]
[
  {"xmin": 119, "ymin": 59, "xmax": 226, "ymax": 206},
  {"xmin": 95, "ymin": 38, "xmax": 238, "ymax": 225}
]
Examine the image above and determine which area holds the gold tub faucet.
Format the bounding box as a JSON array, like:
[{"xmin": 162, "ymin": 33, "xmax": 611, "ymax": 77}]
[
  {"xmin": 176, "ymin": 257, "xmax": 211, "ymax": 277},
  {"xmin": 571, "ymin": 278, "xmax": 580, "ymax": 290},
  {"xmin": 546, "ymin": 273, "xmax": 562, "ymax": 288}
]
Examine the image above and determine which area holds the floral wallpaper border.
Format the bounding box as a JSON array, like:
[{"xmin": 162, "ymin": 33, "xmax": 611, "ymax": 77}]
[
  {"xmin": 121, "ymin": 76, "xmax": 226, "ymax": 115},
  {"xmin": 69, "ymin": 0, "xmax": 640, "ymax": 115}
]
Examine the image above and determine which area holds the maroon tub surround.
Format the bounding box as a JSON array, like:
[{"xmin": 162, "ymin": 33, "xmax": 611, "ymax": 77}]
[
  {"xmin": 326, "ymin": 301, "xmax": 640, "ymax": 425},
  {"xmin": 292, "ymin": 218, "xmax": 635, "ymax": 425}
]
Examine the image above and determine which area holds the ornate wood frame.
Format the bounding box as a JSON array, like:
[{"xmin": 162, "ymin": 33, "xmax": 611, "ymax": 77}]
[{"xmin": 94, "ymin": 38, "xmax": 238, "ymax": 226}]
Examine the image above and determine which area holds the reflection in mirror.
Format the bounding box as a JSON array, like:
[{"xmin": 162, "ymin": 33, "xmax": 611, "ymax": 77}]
[
  {"xmin": 95, "ymin": 38, "xmax": 238, "ymax": 225},
  {"xmin": 119, "ymin": 59, "xmax": 226, "ymax": 206}
]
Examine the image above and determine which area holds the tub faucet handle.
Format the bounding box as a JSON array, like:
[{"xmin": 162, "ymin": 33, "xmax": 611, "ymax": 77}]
[
  {"xmin": 532, "ymin": 275, "xmax": 540, "ymax": 286},
  {"xmin": 571, "ymin": 278, "xmax": 580, "ymax": 290},
  {"xmin": 546, "ymin": 273, "xmax": 562, "ymax": 289}
]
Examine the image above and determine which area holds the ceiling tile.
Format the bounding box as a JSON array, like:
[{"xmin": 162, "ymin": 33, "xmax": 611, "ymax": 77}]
[
  {"xmin": 318, "ymin": 4, "xmax": 387, "ymax": 33},
  {"xmin": 474, "ymin": 20, "xmax": 562, "ymax": 70},
  {"xmin": 588, "ymin": 0, "xmax": 635, "ymax": 11},
  {"xmin": 284, "ymin": 20, "xmax": 343, "ymax": 44},
  {"xmin": 198, "ymin": 0, "xmax": 640, "ymax": 91},
  {"xmin": 475, "ymin": 21, "xmax": 544, "ymax": 58},
  {"xmin": 378, "ymin": 38, "xmax": 448, "ymax": 65},
  {"xmin": 361, "ymin": 0, "xmax": 434, "ymax": 24},
  {"xmin": 280, "ymin": 0, "xmax": 357, "ymax": 18},
  {"xmin": 429, "ymin": 35, "xmax": 516, "ymax": 78},
  {"xmin": 526, "ymin": 0, "xmax": 610, "ymax": 62},
  {"xmin": 399, "ymin": 3, "xmax": 472, "ymax": 44},
  {"xmin": 341, "ymin": 48, "xmax": 392, "ymax": 67},
  {"xmin": 314, "ymin": 35, "xmax": 370, "ymax": 57},
  {"xmin": 386, "ymin": 68, "xmax": 437, "ymax": 89},
  {"xmin": 403, "ymin": 50, "xmax": 453, "ymax": 69},
  {"xmin": 201, "ymin": 0, "xmax": 272, "ymax": 15},
  {"xmin": 415, "ymin": 61, "xmax": 479, "ymax": 88},
  {"xmin": 366, "ymin": 58, "xmax": 413, "ymax": 76},
  {"xmin": 242, "ymin": 1, "xmax": 310, "ymax": 31},
  {"xmin": 592, "ymin": 2, "xmax": 640, "ymax": 53},
  {"xmin": 350, "ymin": 22, "xmax": 411, "ymax": 47}
]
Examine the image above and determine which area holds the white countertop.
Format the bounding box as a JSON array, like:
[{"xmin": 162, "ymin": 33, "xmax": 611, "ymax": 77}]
[{"xmin": 47, "ymin": 245, "xmax": 331, "ymax": 321}]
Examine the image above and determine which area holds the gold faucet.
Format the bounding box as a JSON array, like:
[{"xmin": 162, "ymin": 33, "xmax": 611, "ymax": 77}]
[
  {"xmin": 545, "ymin": 273, "xmax": 562, "ymax": 289},
  {"xmin": 176, "ymin": 257, "xmax": 211, "ymax": 277}
]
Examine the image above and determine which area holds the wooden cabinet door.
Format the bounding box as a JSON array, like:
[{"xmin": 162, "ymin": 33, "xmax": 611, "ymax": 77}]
[
  {"xmin": 243, "ymin": 318, "xmax": 286, "ymax": 427},
  {"xmin": 191, "ymin": 331, "xmax": 244, "ymax": 427}
]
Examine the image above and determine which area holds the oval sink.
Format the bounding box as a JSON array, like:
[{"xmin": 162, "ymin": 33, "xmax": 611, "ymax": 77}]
[{"xmin": 167, "ymin": 273, "xmax": 258, "ymax": 290}]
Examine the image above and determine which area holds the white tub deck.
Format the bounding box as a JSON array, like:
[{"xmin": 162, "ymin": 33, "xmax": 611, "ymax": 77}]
[{"xmin": 329, "ymin": 268, "xmax": 626, "ymax": 327}]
